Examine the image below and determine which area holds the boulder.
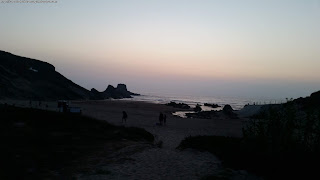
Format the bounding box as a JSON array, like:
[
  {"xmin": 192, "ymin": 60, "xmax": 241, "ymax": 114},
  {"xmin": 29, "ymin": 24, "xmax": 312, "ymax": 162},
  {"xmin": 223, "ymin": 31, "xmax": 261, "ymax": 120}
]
[
  {"xmin": 223, "ymin": 104, "xmax": 234, "ymax": 114},
  {"xmin": 204, "ymin": 103, "xmax": 221, "ymax": 108},
  {"xmin": 223, "ymin": 104, "xmax": 238, "ymax": 119},
  {"xmin": 166, "ymin": 102, "xmax": 191, "ymax": 109},
  {"xmin": 194, "ymin": 104, "xmax": 202, "ymax": 112}
]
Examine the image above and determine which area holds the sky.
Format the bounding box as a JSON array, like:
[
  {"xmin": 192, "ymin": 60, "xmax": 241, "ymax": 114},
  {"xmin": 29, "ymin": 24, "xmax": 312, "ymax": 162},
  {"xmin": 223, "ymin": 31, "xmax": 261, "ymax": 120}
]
[{"xmin": 0, "ymin": 0, "xmax": 320, "ymax": 99}]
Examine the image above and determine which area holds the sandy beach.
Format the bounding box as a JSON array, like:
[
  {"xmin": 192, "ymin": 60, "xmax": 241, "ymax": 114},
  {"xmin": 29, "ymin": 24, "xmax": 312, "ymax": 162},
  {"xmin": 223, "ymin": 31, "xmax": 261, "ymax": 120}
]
[
  {"xmin": 71, "ymin": 100, "xmax": 256, "ymax": 179},
  {"xmin": 1, "ymin": 99, "xmax": 259, "ymax": 179}
]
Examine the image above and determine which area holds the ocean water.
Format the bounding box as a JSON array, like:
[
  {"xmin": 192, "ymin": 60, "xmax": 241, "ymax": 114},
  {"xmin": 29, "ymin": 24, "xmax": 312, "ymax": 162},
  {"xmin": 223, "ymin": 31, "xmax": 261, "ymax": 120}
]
[{"xmin": 123, "ymin": 92, "xmax": 284, "ymax": 110}]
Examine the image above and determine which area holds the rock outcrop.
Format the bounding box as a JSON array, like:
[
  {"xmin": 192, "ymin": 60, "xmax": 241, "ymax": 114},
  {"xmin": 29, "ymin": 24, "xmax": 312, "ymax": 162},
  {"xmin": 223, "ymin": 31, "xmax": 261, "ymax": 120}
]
[
  {"xmin": 166, "ymin": 101, "xmax": 191, "ymax": 109},
  {"xmin": 91, "ymin": 84, "xmax": 140, "ymax": 99},
  {"xmin": 204, "ymin": 103, "xmax": 221, "ymax": 108},
  {"xmin": 194, "ymin": 104, "xmax": 202, "ymax": 112},
  {"xmin": 223, "ymin": 104, "xmax": 234, "ymax": 114},
  {"xmin": 223, "ymin": 104, "xmax": 238, "ymax": 119}
]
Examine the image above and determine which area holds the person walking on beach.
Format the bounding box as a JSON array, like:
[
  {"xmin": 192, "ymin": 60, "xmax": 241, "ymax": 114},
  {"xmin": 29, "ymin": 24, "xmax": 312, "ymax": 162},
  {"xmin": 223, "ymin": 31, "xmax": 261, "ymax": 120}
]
[
  {"xmin": 122, "ymin": 111, "xmax": 128, "ymax": 123},
  {"xmin": 159, "ymin": 112, "xmax": 164, "ymax": 125},
  {"xmin": 163, "ymin": 114, "xmax": 167, "ymax": 125}
]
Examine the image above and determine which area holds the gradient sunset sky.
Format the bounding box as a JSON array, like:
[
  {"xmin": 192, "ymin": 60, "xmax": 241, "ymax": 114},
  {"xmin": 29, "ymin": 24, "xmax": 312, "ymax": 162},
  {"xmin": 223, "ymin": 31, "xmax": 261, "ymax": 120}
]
[{"xmin": 1, "ymin": 0, "xmax": 320, "ymax": 98}]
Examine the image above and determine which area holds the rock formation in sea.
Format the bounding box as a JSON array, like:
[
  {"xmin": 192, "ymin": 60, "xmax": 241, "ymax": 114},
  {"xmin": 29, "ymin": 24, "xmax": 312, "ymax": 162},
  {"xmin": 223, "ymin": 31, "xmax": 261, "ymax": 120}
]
[
  {"xmin": 204, "ymin": 103, "xmax": 221, "ymax": 108},
  {"xmin": 194, "ymin": 104, "xmax": 202, "ymax": 112},
  {"xmin": 90, "ymin": 84, "xmax": 140, "ymax": 99},
  {"xmin": 223, "ymin": 104, "xmax": 238, "ymax": 119},
  {"xmin": 166, "ymin": 101, "xmax": 191, "ymax": 109}
]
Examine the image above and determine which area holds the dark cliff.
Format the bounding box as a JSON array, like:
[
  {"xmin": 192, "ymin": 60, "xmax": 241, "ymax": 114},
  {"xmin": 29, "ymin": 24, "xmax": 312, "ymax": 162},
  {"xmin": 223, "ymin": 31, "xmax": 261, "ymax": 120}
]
[
  {"xmin": 0, "ymin": 50, "xmax": 91, "ymax": 100},
  {"xmin": 0, "ymin": 50, "xmax": 139, "ymax": 100}
]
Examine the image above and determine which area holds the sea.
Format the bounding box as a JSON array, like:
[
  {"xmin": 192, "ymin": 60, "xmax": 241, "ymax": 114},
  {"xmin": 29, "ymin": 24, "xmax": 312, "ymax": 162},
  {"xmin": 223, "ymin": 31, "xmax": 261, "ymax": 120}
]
[{"xmin": 122, "ymin": 92, "xmax": 285, "ymax": 111}]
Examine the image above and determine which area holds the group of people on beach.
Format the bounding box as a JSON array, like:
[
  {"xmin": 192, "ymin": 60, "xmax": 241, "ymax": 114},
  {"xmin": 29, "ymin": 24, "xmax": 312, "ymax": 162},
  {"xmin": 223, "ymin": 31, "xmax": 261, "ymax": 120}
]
[{"xmin": 121, "ymin": 111, "xmax": 167, "ymax": 126}]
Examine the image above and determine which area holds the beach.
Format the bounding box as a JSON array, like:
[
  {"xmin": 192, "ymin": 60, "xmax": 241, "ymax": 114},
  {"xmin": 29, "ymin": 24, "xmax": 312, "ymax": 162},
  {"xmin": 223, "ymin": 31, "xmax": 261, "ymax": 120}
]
[
  {"xmin": 1, "ymin": 99, "xmax": 260, "ymax": 179},
  {"xmin": 1, "ymin": 1, "xmax": 318, "ymax": 178},
  {"xmin": 71, "ymin": 100, "xmax": 257, "ymax": 179},
  {"xmin": 73, "ymin": 100, "xmax": 244, "ymax": 140}
]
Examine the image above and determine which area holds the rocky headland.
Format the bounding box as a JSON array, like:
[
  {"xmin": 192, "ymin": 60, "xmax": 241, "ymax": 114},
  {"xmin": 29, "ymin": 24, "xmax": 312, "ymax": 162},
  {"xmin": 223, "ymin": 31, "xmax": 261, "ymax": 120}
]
[{"xmin": 0, "ymin": 50, "xmax": 138, "ymax": 100}]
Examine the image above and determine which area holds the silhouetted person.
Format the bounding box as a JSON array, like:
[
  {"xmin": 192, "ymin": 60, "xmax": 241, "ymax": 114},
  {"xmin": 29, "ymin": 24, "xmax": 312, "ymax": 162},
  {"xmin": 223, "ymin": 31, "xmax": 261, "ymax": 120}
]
[
  {"xmin": 122, "ymin": 111, "xmax": 128, "ymax": 123},
  {"xmin": 63, "ymin": 104, "xmax": 68, "ymax": 113},
  {"xmin": 163, "ymin": 114, "xmax": 167, "ymax": 125},
  {"xmin": 159, "ymin": 112, "xmax": 164, "ymax": 125}
]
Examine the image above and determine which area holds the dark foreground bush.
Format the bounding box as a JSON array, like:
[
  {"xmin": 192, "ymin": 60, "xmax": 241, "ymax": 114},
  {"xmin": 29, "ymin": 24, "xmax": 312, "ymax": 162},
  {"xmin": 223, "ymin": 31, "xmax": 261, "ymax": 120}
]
[
  {"xmin": 177, "ymin": 136, "xmax": 247, "ymax": 171},
  {"xmin": 0, "ymin": 105, "xmax": 154, "ymax": 179},
  {"xmin": 178, "ymin": 103, "xmax": 320, "ymax": 179},
  {"xmin": 178, "ymin": 135, "xmax": 320, "ymax": 179},
  {"xmin": 179, "ymin": 93, "xmax": 320, "ymax": 179}
]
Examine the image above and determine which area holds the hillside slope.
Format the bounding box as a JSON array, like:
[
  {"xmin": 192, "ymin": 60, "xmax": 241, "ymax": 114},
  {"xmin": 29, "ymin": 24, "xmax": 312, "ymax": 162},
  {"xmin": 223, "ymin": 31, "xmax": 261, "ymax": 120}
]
[
  {"xmin": 0, "ymin": 50, "xmax": 92, "ymax": 100},
  {"xmin": 0, "ymin": 50, "xmax": 138, "ymax": 100}
]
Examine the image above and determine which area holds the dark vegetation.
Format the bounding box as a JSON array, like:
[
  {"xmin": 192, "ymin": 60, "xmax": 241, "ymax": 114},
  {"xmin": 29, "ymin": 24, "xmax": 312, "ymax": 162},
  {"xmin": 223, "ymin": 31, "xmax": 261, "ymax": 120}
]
[
  {"xmin": 0, "ymin": 104, "xmax": 153, "ymax": 179},
  {"xmin": 166, "ymin": 101, "xmax": 191, "ymax": 109},
  {"xmin": 178, "ymin": 91, "xmax": 320, "ymax": 179}
]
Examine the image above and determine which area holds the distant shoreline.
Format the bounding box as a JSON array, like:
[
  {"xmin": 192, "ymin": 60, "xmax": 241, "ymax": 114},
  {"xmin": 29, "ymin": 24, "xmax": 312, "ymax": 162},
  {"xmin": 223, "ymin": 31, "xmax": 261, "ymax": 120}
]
[
  {"xmin": 119, "ymin": 93, "xmax": 283, "ymax": 110},
  {"xmin": 0, "ymin": 94, "xmax": 280, "ymax": 113}
]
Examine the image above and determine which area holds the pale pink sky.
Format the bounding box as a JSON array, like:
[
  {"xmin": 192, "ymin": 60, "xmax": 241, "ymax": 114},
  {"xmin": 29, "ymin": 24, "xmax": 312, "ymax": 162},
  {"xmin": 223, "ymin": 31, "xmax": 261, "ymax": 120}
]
[{"xmin": 1, "ymin": 0, "xmax": 320, "ymax": 98}]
